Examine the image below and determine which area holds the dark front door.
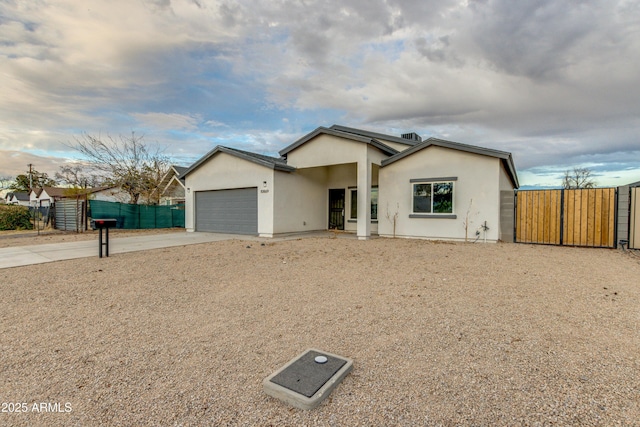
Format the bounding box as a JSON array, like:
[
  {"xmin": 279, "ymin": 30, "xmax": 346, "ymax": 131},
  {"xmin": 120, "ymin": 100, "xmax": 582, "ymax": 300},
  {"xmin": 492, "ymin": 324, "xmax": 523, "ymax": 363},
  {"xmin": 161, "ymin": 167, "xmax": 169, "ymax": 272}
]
[{"xmin": 328, "ymin": 189, "xmax": 345, "ymax": 230}]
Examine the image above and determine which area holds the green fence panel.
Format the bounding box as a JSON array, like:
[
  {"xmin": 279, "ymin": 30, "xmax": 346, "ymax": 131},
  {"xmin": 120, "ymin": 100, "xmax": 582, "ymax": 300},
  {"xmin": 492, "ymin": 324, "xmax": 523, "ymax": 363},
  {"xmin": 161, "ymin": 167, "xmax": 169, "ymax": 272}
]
[
  {"xmin": 171, "ymin": 204, "xmax": 185, "ymax": 228},
  {"xmin": 89, "ymin": 200, "xmax": 184, "ymax": 229},
  {"xmin": 155, "ymin": 206, "xmax": 173, "ymax": 228},
  {"xmin": 139, "ymin": 205, "xmax": 155, "ymax": 229}
]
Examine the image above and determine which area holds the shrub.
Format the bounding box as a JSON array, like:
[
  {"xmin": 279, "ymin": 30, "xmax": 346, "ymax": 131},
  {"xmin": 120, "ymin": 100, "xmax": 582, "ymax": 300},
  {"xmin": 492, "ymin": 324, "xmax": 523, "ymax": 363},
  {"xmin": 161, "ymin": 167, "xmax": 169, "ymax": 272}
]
[{"xmin": 0, "ymin": 205, "xmax": 33, "ymax": 230}]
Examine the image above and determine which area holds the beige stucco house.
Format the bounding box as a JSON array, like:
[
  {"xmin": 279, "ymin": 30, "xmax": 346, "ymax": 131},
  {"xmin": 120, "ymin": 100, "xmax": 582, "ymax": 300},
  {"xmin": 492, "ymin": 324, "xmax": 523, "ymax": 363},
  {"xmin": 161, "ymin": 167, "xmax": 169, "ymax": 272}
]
[{"xmin": 181, "ymin": 125, "xmax": 519, "ymax": 242}]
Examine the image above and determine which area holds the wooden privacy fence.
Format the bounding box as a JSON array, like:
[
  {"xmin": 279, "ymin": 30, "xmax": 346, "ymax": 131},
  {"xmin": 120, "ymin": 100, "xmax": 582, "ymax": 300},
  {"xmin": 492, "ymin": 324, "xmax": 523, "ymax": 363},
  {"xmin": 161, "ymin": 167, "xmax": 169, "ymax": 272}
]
[{"xmin": 516, "ymin": 188, "xmax": 616, "ymax": 248}]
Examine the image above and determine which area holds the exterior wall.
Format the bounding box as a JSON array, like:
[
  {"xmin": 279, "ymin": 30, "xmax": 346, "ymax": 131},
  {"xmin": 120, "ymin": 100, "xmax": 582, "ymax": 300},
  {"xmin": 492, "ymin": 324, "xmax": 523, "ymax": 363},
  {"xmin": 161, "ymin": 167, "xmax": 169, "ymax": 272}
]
[
  {"xmin": 327, "ymin": 164, "xmax": 357, "ymax": 232},
  {"xmin": 9, "ymin": 196, "xmax": 31, "ymax": 206},
  {"xmin": 286, "ymin": 134, "xmax": 373, "ymax": 168},
  {"xmin": 272, "ymin": 163, "xmax": 380, "ymax": 234},
  {"xmin": 498, "ymin": 162, "xmax": 516, "ymax": 242},
  {"xmin": 160, "ymin": 178, "xmax": 186, "ymax": 205},
  {"xmin": 273, "ymin": 167, "xmax": 328, "ymax": 234},
  {"xmin": 379, "ymin": 146, "xmax": 501, "ymax": 242},
  {"xmin": 184, "ymin": 153, "xmax": 275, "ymax": 235},
  {"xmin": 344, "ymin": 165, "xmax": 379, "ymax": 233},
  {"xmin": 285, "ymin": 138, "xmax": 387, "ymax": 236}
]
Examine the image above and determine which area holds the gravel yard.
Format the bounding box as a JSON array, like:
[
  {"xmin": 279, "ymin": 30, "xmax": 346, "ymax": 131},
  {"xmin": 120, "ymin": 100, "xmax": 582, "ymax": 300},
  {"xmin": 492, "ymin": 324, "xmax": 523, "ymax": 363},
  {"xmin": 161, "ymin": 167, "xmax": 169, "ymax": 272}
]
[
  {"xmin": 1, "ymin": 236, "xmax": 639, "ymax": 426},
  {"xmin": 0, "ymin": 228, "xmax": 184, "ymax": 249}
]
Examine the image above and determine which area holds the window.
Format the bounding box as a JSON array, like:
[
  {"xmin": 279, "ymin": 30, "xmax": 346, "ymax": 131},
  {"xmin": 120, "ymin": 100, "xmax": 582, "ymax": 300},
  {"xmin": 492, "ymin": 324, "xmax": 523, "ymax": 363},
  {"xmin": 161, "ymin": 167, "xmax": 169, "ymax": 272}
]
[
  {"xmin": 412, "ymin": 181, "xmax": 454, "ymax": 214},
  {"xmin": 350, "ymin": 186, "xmax": 378, "ymax": 220}
]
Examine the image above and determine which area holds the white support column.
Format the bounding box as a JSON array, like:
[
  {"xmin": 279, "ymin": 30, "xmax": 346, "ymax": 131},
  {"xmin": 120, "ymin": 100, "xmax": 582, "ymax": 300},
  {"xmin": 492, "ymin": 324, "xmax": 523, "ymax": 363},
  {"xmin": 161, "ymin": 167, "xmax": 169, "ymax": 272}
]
[{"xmin": 357, "ymin": 156, "xmax": 372, "ymax": 240}]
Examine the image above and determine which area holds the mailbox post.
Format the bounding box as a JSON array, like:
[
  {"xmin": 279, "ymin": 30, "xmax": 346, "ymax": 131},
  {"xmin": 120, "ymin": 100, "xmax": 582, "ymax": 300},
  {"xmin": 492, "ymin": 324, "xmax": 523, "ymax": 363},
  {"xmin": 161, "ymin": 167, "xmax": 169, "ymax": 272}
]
[{"xmin": 91, "ymin": 218, "xmax": 117, "ymax": 258}]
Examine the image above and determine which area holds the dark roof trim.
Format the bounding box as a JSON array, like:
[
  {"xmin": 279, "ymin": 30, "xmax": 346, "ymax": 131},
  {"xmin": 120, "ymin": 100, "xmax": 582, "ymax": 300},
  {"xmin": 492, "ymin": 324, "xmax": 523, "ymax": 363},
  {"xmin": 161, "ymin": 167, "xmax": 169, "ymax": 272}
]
[
  {"xmin": 181, "ymin": 146, "xmax": 295, "ymax": 179},
  {"xmin": 329, "ymin": 125, "xmax": 420, "ymax": 147},
  {"xmin": 172, "ymin": 165, "xmax": 188, "ymax": 175},
  {"xmin": 278, "ymin": 126, "xmax": 399, "ymax": 157},
  {"xmin": 381, "ymin": 137, "xmax": 519, "ymax": 189}
]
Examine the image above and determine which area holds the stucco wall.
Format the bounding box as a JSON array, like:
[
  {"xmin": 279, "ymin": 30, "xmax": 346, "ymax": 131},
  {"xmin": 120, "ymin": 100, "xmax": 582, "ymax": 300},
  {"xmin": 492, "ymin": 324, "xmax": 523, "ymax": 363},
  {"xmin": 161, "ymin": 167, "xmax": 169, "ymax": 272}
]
[
  {"xmin": 273, "ymin": 163, "xmax": 380, "ymax": 234},
  {"xmin": 273, "ymin": 167, "xmax": 328, "ymax": 234},
  {"xmin": 286, "ymin": 134, "xmax": 374, "ymax": 168},
  {"xmin": 378, "ymin": 146, "xmax": 502, "ymax": 242},
  {"xmin": 343, "ymin": 165, "xmax": 379, "ymax": 233},
  {"xmin": 498, "ymin": 162, "xmax": 516, "ymax": 242},
  {"xmin": 184, "ymin": 153, "xmax": 275, "ymax": 235}
]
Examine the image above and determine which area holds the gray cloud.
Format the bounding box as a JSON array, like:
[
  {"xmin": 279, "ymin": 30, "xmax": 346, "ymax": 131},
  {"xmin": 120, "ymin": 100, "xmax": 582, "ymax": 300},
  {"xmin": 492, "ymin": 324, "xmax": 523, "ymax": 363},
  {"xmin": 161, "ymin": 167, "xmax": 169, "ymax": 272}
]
[{"xmin": 1, "ymin": 0, "xmax": 639, "ymax": 187}]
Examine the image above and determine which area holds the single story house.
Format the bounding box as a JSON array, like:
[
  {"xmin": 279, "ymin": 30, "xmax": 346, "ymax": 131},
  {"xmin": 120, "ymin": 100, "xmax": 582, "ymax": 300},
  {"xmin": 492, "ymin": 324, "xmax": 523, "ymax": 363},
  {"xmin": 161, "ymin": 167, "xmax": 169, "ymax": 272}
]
[
  {"xmin": 5, "ymin": 192, "xmax": 31, "ymax": 206},
  {"xmin": 181, "ymin": 125, "xmax": 519, "ymax": 242},
  {"xmin": 89, "ymin": 186, "xmax": 135, "ymax": 204},
  {"xmin": 30, "ymin": 186, "xmax": 72, "ymax": 207},
  {"xmin": 156, "ymin": 165, "xmax": 187, "ymax": 205}
]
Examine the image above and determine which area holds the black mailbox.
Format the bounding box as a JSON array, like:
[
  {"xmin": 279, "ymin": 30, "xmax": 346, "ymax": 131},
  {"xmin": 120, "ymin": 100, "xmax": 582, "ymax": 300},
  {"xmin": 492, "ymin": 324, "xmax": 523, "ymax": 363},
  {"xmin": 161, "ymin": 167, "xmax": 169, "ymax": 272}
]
[
  {"xmin": 91, "ymin": 218, "xmax": 117, "ymax": 257},
  {"xmin": 91, "ymin": 218, "xmax": 117, "ymax": 230}
]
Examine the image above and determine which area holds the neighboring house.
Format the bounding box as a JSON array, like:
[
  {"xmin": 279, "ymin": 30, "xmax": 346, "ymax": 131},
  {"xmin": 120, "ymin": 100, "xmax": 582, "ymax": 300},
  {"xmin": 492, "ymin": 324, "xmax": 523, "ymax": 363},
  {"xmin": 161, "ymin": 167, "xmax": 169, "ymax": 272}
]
[
  {"xmin": 6, "ymin": 192, "xmax": 31, "ymax": 206},
  {"xmin": 89, "ymin": 186, "xmax": 135, "ymax": 204},
  {"xmin": 30, "ymin": 186, "xmax": 72, "ymax": 207},
  {"xmin": 156, "ymin": 165, "xmax": 187, "ymax": 205},
  {"xmin": 181, "ymin": 125, "xmax": 519, "ymax": 242}
]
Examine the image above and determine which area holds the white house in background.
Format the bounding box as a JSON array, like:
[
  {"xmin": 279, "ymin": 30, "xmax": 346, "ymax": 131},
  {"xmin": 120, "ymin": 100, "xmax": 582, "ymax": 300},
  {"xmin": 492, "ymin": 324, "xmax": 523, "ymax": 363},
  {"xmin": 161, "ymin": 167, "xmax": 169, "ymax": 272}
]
[
  {"xmin": 156, "ymin": 165, "xmax": 187, "ymax": 205},
  {"xmin": 30, "ymin": 186, "xmax": 71, "ymax": 207},
  {"xmin": 5, "ymin": 192, "xmax": 31, "ymax": 206},
  {"xmin": 89, "ymin": 186, "xmax": 135, "ymax": 203},
  {"xmin": 181, "ymin": 125, "xmax": 519, "ymax": 242}
]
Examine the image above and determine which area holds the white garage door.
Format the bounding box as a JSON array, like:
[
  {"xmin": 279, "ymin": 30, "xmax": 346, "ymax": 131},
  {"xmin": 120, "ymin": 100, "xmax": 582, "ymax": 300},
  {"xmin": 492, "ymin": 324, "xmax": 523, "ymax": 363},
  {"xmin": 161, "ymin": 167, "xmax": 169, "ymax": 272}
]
[{"xmin": 195, "ymin": 188, "xmax": 258, "ymax": 234}]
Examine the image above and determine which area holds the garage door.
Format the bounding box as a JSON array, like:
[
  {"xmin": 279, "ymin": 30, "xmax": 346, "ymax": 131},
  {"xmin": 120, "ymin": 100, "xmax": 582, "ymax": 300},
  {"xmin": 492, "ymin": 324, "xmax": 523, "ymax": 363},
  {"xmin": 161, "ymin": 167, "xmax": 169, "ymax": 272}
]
[{"xmin": 195, "ymin": 188, "xmax": 258, "ymax": 234}]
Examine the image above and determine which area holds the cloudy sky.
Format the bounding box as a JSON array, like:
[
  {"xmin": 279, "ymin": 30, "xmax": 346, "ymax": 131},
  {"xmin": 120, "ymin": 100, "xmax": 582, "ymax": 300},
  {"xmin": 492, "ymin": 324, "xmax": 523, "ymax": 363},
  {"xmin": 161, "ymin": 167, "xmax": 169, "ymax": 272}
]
[{"xmin": 1, "ymin": 0, "xmax": 639, "ymax": 188}]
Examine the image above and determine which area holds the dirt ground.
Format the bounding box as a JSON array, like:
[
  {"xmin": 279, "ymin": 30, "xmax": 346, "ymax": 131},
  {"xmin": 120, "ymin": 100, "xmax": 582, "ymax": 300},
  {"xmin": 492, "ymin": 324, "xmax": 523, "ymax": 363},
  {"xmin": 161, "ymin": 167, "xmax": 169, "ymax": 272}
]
[
  {"xmin": 0, "ymin": 228, "xmax": 184, "ymax": 248},
  {"xmin": 1, "ymin": 235, "xmax": 639, "ymax": 426}
]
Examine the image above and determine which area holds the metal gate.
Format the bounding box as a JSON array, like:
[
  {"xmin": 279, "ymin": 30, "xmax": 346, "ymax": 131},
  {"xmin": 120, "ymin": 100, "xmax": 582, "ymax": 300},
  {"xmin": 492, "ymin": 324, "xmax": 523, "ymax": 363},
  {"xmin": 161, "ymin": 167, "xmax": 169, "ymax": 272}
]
[
  {"xmin": 631, "ymin": 187, "xmax": 640, "ymax": 249},
  {"xmin": 55, "ymin": 199, "xmax": 86, "ymax": 231},
  {"xmin": 516, "ymin": 188, "xmax": 616, "ymax": 248}
]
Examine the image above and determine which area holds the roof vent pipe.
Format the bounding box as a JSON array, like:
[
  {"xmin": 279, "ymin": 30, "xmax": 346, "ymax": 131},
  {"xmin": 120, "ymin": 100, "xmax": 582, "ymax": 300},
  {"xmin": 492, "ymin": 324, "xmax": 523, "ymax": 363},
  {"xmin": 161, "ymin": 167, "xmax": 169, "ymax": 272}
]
[{"xmin": 401, "ymin": 132, "xmax": 422, "ymax": 142}]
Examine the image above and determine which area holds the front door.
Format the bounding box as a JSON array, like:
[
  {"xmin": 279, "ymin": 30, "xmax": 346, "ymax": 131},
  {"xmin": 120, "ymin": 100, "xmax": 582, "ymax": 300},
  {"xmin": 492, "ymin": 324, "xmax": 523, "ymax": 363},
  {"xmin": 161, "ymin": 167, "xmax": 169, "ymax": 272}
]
[{"xmin": 328, "ymin": 189, "xmax": 345, "ymax": 230}]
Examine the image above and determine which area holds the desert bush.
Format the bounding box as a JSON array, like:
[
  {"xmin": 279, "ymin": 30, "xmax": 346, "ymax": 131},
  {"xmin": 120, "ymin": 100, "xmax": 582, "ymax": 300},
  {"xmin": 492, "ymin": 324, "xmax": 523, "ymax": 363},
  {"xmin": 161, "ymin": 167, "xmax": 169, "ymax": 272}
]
[{"xmin": 0, "ymin": 205, "xmax": 33, "ymax": 230}]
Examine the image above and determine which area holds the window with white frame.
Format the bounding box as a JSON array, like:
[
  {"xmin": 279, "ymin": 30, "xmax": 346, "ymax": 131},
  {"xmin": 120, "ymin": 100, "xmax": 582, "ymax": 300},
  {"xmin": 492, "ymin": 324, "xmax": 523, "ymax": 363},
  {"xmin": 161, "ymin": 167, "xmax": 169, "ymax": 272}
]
[
  {"xmin": 412, "ymin": 180, "xmax": 455, "ymax": 214},
  {"xmin": 350, "ymin": 186, "xmax": 378, "ymax": 220}
]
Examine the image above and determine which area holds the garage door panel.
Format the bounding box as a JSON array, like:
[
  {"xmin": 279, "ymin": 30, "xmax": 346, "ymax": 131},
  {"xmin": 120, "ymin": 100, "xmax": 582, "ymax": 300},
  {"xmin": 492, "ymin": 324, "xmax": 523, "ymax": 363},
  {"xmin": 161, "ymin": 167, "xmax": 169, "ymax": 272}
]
[{"xmin": 196, "ymin": 188, "xmax": 258, "ymax": 234}]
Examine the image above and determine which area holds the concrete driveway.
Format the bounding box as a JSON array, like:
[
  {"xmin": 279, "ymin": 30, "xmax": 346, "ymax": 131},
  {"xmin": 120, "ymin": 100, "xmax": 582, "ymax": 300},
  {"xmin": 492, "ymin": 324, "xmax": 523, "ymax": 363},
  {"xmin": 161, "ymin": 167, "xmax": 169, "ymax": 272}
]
[{"xmin": 0, "ymin": 232, "xmax": 267, "ymax": 269}]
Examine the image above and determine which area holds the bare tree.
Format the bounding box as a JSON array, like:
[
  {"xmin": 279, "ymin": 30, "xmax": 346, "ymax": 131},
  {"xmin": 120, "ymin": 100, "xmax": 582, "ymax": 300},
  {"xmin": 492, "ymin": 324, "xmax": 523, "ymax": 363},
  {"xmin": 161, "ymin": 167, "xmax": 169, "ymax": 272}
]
[
  {"xmin": 67, "ymin": 132, "xmax": 169, "ymax": 204},
  {"xmin": 55, "ymin": 164, "xmax": 103, "ymax": 189},
  {"xmin": 562, "ymin": 167, "xmax": 596, "ymax": 189},
  {"xmin": 385, "ymin": 202, "xmax": 399, "ymax": 238}
]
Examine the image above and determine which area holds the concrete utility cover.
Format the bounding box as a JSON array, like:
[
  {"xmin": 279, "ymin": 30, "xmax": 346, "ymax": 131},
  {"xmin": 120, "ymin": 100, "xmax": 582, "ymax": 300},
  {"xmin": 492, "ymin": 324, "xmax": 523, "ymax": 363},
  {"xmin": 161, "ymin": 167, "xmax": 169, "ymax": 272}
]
[{"xmin": 263, "ymin": 348, "xmax": 353, "ymax": 410}]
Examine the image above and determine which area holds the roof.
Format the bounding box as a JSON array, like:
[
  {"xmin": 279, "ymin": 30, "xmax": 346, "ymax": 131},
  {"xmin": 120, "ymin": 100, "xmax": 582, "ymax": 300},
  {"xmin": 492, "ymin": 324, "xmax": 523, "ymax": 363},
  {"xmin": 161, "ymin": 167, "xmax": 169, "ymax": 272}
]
[
  {"xmin": 278, "ymin": 126, "xmax": 400, "ymax": 157},
  {"xmin": 181, "ymin": 146, "xmax": 295, "ymax": 178},
  {"xmin": 173, "ymin": 166, "xmax": 188, "ymax": 176},
  {"xmin": 8, "ymin": 192, "xmax": 30, "ymax": 201},
  {"xmin": 41, "ymin": 186, "xmax": 71, "ymax": 198},
  {"xmin": 157, "ymin": 165, "xmax": 189, "ymax": 190},
  {"xmin": 329, "ymin": 125, "xmax": 421, "ymax": 147},
  {"xmin": 381, "ymin": 137, "xmax": 520, "ymax": 188},
  {"xmin": 87, "ymin": 185, "xmax": 119, "ymax": 193}
]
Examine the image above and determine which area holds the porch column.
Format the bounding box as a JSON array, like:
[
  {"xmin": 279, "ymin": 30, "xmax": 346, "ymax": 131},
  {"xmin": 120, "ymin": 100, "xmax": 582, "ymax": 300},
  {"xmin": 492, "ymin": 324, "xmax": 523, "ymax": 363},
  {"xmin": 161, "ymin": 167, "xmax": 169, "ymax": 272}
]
[{"xmin": 357, "ymin": 157, "xmax": 372, "ymax": 240}]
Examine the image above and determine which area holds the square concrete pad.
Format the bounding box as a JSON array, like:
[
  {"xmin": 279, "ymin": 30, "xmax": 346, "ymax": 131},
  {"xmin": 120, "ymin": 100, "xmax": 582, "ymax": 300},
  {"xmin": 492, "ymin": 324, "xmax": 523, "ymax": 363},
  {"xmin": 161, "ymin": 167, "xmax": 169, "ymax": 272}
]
[{"xmin": 263, "ymin": 348, "xmax": 353, "ymax": 410}]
